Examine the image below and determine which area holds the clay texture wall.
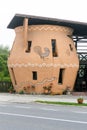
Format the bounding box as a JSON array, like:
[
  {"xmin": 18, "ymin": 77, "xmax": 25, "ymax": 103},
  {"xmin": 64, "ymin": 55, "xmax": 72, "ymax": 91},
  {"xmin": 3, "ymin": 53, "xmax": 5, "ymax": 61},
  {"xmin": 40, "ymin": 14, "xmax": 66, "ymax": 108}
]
[{"xmin": 8, "ymin": 24, "xmax": 79, "ymax": 94}]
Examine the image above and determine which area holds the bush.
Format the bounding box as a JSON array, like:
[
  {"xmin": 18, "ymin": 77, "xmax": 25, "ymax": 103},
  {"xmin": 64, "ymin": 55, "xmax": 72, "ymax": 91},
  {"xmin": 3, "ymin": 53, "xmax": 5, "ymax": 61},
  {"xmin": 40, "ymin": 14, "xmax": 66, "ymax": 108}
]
[
  {"xmin": 8, "ymin": 86, "xmax": 15, "ymax": 93},
  {"xmin": 19, "ymin": 90, "xmax": 24, "ymax": 94},
  {"xmin": 2, "ymin": 77, "xmax": 11, "ymax": 82}
]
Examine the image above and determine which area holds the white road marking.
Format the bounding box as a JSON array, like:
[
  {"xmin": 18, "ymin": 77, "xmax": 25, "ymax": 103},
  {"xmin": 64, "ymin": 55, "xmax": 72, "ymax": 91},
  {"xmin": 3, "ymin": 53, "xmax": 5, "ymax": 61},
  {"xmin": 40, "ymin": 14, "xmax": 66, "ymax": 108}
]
[
  {"xmin": 73, "ymin": 111, "xmax": 87, "ymax": 114},
  {"xmin": 14, "ymin": 106, "xmax": 31, "ymax": 109},
  {"xmin": 0, "ymin": 104, "xmax": 59, "ymax": 111},
  {"xmin": 14, "ymin": 105, "xmax": 59, "ymax": 111},
  {"xmin": 12, "ymin": 105, "xmax": 59, "ymax": 111},
  {"xmin": 0, "ymin": 112, "xmax": 87, "ymax": 124},
  {"xmin": 41, "ymin": 108, "xmax": 59, "ymax": 111}
]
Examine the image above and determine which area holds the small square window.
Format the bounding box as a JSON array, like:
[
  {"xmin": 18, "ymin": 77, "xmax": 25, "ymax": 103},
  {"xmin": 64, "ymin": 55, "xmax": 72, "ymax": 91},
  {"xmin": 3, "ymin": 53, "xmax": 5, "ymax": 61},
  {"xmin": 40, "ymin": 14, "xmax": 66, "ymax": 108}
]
[{"xmin": 32, "ymin": 71, "xmax": 37, "ymax": 80}]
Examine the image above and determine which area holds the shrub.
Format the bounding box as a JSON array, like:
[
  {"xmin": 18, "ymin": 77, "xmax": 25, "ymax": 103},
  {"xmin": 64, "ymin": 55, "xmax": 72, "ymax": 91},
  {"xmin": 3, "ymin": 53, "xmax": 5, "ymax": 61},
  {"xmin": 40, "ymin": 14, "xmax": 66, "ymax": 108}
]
[{"xmin": 19, "ymin": 90, "xmax": 24, "ymax": 94}]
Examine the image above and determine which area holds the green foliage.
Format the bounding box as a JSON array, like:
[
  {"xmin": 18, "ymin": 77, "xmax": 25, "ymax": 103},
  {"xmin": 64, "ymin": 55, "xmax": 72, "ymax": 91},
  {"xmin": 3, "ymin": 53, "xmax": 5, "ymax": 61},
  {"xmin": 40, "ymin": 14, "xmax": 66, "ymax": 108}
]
[
  {"xmin": 19, "ymin": 90, "xmax": 24, "ymax": 94},
  {"xmin": 77, "ymin": 96, "xmax": 83, "ymax": 100},
  {"xmin": 0, "ymin": 45, "xmax": 10, "ymax": 81},
  {"xmin": 2, "ymin": 77, "xmax": 11, "ymax": 82},
  {"xmin": 8, "ymin": 85, "xmax": 15, "ymax": 93},
  {"xmin": 36, "ymin": 100, "xmax": 87, "ymax": 106}
]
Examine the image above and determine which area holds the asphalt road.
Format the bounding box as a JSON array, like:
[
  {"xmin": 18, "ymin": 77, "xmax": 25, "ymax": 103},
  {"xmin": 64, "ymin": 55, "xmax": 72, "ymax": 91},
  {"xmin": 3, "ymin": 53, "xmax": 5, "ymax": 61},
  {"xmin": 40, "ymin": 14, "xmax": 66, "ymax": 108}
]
[{"xmin": 0, "ymin": 102, "xmax": 87, "ymax": 130}]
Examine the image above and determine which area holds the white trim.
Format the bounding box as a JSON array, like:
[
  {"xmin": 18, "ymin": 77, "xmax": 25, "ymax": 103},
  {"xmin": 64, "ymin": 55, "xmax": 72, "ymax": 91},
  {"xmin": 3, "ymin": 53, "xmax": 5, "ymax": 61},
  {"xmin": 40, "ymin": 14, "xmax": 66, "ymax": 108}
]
[{"xmin": 8, "ymin": 63, "xmax": 79, "ymax": 68}]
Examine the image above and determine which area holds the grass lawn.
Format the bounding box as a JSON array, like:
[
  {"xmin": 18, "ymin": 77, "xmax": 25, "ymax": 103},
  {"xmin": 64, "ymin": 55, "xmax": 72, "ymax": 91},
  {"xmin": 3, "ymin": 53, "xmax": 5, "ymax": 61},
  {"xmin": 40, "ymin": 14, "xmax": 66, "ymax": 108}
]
[{"xmin": 35, "ymin": 100, "xmax": 87, "ymax": 106}]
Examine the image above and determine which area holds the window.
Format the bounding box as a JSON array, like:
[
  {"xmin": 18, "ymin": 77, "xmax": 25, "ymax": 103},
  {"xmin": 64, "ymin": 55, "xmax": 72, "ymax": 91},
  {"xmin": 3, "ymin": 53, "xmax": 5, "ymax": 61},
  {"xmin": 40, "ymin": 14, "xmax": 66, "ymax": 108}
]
[
  {"xmin": 69, "ymin": 44, "xmax": 73, "ymax": 51},
  {"xmin": 11, "ymin": 68, "xmax": 17, "ymax": 85},
  {"xmin": 58, "ymin": 69, "xmax": 64, "ymax": 84},
  {"xmin": 51, "ymin": 39, "xmax": 58, "ymax": 57},
  {"xmin": 26, "ymin": 41, "xmax": 32, "ymax": 53},
  {"xmin": 32, "ymin": 71, "xmax": 37, "ymax": 80},
  {"xmin": 67, "ymin": 35, "xmax": 73, "ymax": 40}
]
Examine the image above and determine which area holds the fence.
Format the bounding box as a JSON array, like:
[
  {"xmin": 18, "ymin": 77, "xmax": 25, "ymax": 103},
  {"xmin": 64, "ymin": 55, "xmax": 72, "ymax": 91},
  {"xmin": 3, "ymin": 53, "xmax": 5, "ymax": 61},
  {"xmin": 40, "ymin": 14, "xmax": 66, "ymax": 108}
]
[{"xmin": 0, "ymin": 81, "xmax": 13, "ymax": 92}]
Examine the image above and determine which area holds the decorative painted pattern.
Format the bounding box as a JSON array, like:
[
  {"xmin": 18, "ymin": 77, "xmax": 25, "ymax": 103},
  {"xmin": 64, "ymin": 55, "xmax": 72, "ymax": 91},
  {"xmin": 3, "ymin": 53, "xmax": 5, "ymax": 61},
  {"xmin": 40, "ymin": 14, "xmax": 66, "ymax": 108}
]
[
  {"xmin": 34, "ymin": 46, "xmax": 50, "ymax": 58},
  {"xmin": 18, "ymin": 77, "xmax": 57, "ymax": 87},
  {"xmin": 15, "ymin": 25, "xmax": 73, "ymax": 34},
  {"xmin": 8, "ymin": 63, "xmax": 79, "ymax": 68}
]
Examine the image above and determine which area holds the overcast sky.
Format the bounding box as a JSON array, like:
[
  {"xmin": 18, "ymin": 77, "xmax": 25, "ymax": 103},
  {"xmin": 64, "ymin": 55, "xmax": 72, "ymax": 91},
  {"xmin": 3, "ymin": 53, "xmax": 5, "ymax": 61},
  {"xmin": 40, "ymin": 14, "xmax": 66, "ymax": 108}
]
[{"xmin": 0, "ymin": 0, "xmax": 87, "ymax": 49}]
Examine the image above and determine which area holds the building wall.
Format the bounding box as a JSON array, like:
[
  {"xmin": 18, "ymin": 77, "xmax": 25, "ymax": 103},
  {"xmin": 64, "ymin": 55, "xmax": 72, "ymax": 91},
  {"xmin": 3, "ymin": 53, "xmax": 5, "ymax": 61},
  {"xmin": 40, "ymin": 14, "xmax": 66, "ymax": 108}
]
[{"xmin": 8, "ymin": 25, "xmax": 79, "ymax": 94}]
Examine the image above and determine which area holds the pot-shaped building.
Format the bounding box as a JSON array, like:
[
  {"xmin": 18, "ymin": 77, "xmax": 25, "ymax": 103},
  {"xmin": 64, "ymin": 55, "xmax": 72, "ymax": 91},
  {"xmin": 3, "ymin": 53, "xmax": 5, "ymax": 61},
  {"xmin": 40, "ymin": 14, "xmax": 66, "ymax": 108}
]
[{"xmin": 7, "ymin": 14, "xmax": 79, "ymax": 94}]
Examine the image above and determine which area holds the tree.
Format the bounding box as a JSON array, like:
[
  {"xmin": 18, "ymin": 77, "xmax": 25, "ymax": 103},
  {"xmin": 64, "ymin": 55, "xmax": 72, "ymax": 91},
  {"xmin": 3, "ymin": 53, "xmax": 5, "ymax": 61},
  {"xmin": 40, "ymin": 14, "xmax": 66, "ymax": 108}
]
[{"xmin": 0, "ymin": 45, "xmax": 10, "ymax": 81}]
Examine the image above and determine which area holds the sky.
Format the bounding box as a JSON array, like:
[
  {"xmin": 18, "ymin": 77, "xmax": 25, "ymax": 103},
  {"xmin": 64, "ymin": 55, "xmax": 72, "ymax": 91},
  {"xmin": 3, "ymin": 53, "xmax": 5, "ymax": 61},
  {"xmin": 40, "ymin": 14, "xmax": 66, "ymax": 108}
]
[{"xmin": 0, "ymin": 0, "xmax": 87, "ymax": 49}]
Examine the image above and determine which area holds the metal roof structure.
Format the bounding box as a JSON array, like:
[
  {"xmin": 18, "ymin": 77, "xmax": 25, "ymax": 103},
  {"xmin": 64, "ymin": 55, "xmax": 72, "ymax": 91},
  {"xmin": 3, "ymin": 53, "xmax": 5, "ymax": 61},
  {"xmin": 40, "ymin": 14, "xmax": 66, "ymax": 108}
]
[{"xmin": 7, "ymin": 14, "xmax": 87, "ymax": 36}]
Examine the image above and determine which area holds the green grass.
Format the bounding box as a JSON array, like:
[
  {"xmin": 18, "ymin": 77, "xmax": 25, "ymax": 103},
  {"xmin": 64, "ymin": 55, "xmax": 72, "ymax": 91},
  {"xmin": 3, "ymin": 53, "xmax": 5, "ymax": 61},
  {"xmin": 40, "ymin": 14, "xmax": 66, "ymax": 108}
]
[{"xmin": 35, "ymin": 100, "xmax": 87, "ymax": 106}]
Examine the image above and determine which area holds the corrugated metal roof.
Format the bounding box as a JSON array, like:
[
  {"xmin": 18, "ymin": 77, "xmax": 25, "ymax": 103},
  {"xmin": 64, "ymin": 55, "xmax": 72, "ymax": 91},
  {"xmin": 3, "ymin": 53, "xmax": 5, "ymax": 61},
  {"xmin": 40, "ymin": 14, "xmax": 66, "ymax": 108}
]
[{"xmin": 7, "ymin": 14, "xmax": 87, "ymax": 36}]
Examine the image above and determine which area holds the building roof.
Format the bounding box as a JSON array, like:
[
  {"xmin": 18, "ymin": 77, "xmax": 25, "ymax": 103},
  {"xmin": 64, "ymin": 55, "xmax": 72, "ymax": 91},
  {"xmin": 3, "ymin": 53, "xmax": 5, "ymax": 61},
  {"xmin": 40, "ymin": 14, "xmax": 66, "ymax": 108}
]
[{"xmin": 7, "ymin": 14, "xmax": 87, "ymax": 36}]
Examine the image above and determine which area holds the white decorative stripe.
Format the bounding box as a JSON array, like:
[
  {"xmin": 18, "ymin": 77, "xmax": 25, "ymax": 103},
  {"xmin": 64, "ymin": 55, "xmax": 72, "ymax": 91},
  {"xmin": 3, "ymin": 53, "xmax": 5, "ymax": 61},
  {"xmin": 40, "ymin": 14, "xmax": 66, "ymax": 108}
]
[{"xmin": 8, "ymin": 63, "xmax": 79, "ymax": 68}]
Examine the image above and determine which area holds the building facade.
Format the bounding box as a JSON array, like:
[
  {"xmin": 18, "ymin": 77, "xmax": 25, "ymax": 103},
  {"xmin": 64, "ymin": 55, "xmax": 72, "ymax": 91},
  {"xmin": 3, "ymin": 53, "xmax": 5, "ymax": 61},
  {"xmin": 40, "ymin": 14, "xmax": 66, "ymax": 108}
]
[{"xmin": 7, "ymin": 14, "xmax": 79, "ymax": 94}]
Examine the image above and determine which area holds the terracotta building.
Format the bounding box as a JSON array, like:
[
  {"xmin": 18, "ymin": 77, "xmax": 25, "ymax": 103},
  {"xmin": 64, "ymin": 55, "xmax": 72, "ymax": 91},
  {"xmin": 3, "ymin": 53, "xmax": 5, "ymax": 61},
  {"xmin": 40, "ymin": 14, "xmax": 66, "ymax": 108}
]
[{"xmin": 7, "ymin": 14, "xmax": 80, "ymax": 94}]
